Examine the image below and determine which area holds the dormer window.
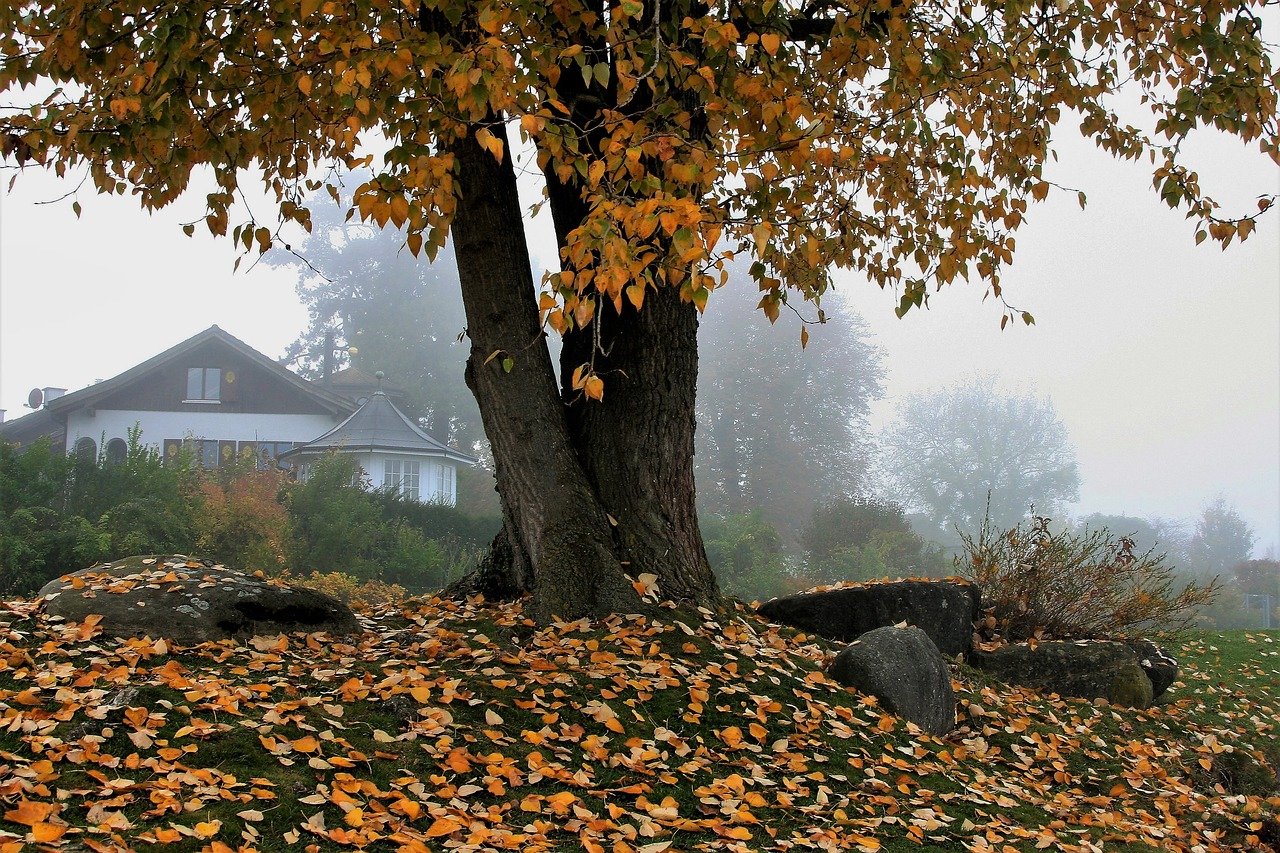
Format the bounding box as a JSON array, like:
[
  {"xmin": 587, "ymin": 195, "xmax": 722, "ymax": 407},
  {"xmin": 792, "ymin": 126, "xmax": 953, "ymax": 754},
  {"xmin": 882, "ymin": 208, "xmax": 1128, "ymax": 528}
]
[{"xmin": 186, "ymin": 367, "xmax": 221, "ymax": 402}]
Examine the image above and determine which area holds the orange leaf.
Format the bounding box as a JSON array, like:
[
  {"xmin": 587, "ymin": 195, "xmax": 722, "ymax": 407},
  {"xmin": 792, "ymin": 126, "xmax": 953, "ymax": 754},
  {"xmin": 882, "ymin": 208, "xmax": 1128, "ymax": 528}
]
[
  {"xmin": 31, "ymin": 823, "xmax": 67, "ymax": 843},
  {"xmin": 425, "ymin": 817, "xmax": 461, "ymax": 838},
  {"xmin": 445, "ymin": 748, "xmax": 471, "ymax": 773},
  {"xmin": 4, "ymin": 800, "xmax": 55, "ymax": 826},
  {"xmin": 290, "ymin": 736, "xmax": 320, "ymax": 753},
  {"xmin": 719, "ymin": 726, "xmax": 744, "ymax": 748}
]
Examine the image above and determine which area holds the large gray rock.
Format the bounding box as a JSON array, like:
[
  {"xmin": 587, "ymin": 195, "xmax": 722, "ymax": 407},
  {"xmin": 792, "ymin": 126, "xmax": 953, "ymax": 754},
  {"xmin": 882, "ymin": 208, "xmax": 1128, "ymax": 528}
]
[
  {"xmin": 757, "ymin": 580, "xmax": 980, "ymax": 656},
  {"xmin": 970, "ymin": 640, "xmax": 1159, "ymax": 708},
  {"xmin": 39, "ymin": 555, "xmax": 360, "ymax": 644},
  {"xmin": 827, "ymin": 626, "xmax": 956, "ymax": 736},
  {"xmin": 1120, "ymin": 638, "xmax": 1179, "ymax": 699}
]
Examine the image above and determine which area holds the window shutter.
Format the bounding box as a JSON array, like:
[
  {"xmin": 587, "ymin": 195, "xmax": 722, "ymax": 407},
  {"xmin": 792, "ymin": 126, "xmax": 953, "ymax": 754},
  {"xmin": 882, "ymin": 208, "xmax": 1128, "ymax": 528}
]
[
  {"xmin": 221, "ymin": 368, "xmax": 238, "ymax": 402},
  {"xmin": 163, "ymin": 439, "xmax": 182, "ymax": 465}
]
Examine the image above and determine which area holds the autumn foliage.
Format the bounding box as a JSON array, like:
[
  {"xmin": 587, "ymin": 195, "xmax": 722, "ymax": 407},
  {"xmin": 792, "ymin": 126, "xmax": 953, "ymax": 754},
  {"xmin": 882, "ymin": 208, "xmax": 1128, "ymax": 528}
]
[
  {"xmin": 2, "ymin": 0, "xmax": 1276, "ymax": 618},
  {"xmin": 0, "ymin": 593, "xmax": 1276, "ymax": 851},
  {"xmin": 963, "ymin": 515, "xmax": 1220, "ymax": 642}
]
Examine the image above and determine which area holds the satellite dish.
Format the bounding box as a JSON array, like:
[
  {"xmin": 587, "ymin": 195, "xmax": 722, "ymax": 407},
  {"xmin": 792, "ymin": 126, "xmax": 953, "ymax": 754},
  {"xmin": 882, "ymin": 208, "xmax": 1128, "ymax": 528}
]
[{"xmin": 27, "ymin": 388, "xmax": 43, "ymax": 409}]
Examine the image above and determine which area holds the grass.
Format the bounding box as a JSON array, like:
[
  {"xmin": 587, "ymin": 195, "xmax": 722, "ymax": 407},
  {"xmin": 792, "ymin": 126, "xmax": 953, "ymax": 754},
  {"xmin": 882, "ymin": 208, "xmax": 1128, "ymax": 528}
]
[{"xmin": 0, "ymin": 594, "xmax": 1276, "ymax": 853}]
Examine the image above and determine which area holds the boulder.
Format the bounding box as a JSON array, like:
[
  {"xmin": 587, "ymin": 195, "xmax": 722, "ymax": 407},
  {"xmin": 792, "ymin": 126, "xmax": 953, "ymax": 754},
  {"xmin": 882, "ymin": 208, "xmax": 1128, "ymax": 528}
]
[
  {"xmin": 827, "ymin": 626, "xmax": 956, "ymax": 735},
  {"xmin": 970, "ymin": 640, "xmax": 1158, "ymax": 708},
  {"xmin": 39, "ymin": 555, "xmax": 360, "ymax": 644},
  {"xmin": 1120, "ymin": 638, "xmax": 1179, "ymax": 699},
  {"xmin": 757, "ymin": 580, "xmax": 980, "ymax": 656}
]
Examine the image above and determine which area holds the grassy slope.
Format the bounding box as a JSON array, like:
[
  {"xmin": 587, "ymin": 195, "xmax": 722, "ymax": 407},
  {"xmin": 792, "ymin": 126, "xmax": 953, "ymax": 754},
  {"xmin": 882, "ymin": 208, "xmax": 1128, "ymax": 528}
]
[{"xmin": 0, "ymin": 595, "xmax": 1276, "ymax": 853}]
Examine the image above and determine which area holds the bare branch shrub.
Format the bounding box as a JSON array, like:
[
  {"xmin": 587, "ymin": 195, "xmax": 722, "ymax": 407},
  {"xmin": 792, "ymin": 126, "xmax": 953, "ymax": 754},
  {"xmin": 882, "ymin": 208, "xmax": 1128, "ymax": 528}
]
[{"xmin": 962, "ymin": 515, "xmax": 1218, "ymax": 641}]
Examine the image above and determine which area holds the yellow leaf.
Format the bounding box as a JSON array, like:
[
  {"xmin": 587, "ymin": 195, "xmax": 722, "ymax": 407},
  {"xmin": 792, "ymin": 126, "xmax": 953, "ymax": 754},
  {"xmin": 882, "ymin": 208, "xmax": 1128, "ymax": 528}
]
[
  {"xmin": 761, "ymin": 33, "xmax": 781, "ymax": 56},
  {"xmin": 626, "ymin": 283, "xmax": 646, "ymax": 310},
  {"xmin": 800, "ymin": 326, "xmax": 809, "ymax": 349},
  {"xmin": 475, "ymin": 126, "xmax": 504, "ymax": 163},
  {"xmin": 194, "ymin": 820, "xmax": 222, "ymax": 839}
]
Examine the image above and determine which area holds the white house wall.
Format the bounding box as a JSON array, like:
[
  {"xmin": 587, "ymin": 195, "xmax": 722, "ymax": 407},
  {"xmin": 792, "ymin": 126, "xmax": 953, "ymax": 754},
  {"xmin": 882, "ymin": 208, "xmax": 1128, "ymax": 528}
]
[
  {"xmin": 364, "ymin": 452, "xmax": 458, "ymax": 506},
  {"xmin": 65, "ymin": 409, "xmax": 341, "ymax": 450}
]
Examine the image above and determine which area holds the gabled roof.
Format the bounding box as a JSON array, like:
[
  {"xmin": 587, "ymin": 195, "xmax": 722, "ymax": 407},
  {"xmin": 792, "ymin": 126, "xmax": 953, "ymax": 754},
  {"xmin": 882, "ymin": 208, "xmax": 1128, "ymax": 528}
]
[
  {"xmin": 0, "ymin": 406, "xmax": 64, "ymax": 449},
  {"xmin": 279, "ymin": 391, "xmax": 478, "ymax": 465},
  {"xmin": 41, "ymin": 325, "xmax": 353, "ymax": 418}
]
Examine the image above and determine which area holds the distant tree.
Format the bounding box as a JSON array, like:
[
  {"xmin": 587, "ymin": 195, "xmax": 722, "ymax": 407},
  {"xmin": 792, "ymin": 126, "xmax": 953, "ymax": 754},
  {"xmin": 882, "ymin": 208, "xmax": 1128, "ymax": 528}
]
[
  {"xmin": 266, "ymin": 188, "xmax": 482, "ymax": 450},
  {"xmin": 882, "ymin": 380, "xmax": 1080, "ymax": 548},
  {"xmin": 1233, "ymin": 559, "xmax": 1280, "ymax": 597},
  {"xmin": 1186, "ymin": 498, "xmax": 1257, "ymax": 578},
  {"xmin": 802, "ymin": 497, "xmax": 949, "ymax": 584},
  {"xmin": 696, "ymin": 280, "xmax": 883, "ymax": 534}
]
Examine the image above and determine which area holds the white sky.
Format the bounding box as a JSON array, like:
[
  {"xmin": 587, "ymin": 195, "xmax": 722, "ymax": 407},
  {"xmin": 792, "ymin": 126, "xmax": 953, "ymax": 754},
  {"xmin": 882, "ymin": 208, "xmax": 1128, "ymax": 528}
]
[{"xmin": 2, "ymin": 127, "xmax": 1277, "ymax": 555}]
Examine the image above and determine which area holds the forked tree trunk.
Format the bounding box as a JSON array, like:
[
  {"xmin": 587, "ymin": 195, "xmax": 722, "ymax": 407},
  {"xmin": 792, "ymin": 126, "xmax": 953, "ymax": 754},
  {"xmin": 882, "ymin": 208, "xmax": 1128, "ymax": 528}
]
[
  {"xmin": 445, "ymin": 124, "xmax": 721, "ymax": 616},
  {"xmin": 545, "ymin": 173, "xmax": 718, "ymax": 605},
  {"xmin": 447, "ymin": 124, "xmax": 643, "ymax": 621}
]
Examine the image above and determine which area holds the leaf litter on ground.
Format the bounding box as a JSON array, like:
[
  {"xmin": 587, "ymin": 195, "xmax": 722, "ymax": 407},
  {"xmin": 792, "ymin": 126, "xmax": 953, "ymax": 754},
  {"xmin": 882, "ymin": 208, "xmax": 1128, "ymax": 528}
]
[{"xmin": 0, "ymin": 592, "xmax": 1276, "ymax": 852}]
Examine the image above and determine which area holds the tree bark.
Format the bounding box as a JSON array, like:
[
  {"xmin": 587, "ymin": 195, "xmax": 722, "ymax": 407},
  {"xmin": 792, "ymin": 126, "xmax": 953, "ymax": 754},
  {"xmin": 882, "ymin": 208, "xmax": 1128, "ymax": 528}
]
[
  {"xmin": 545, "ymin": 173, "xmax": 718, "ymax": 605},
  {"xmin": 446, "ymin": 123, "xmax": 643, "ymax": 621}
]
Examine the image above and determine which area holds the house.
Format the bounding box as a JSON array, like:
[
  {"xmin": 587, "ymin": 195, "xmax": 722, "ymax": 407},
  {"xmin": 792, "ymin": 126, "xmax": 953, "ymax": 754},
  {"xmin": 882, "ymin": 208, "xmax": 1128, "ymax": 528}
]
[
  {"xmin": 280, "ymin": 390, "xmax": 477, "ymax": 504},
  {"xmin": 0, "ymin": 326, "xmax": 477, "ymax": 505}
]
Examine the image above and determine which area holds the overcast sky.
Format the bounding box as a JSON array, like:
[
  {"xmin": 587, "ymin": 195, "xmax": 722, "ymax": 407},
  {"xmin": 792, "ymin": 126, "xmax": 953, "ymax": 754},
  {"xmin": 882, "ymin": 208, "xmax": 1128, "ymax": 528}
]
[{"xmin": 2, "ymin": 125, "xmax": 1277, "ymax": 555}]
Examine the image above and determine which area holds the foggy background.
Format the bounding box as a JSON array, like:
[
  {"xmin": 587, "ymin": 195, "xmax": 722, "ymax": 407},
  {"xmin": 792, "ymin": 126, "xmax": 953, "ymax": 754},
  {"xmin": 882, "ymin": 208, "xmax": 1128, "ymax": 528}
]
[{"xmin": 2, "ymin": 123, "xmax": 1277, "ymax": 562}]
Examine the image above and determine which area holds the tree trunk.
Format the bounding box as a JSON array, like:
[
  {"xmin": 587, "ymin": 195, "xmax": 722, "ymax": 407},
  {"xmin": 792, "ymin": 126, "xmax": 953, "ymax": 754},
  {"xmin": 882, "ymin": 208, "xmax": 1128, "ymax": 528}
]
[
  {"xmin": 446, "ymin": 123, "xmax": 643, "ymax": 621},
  {"xmin": 442, "ymin": 0, "xmax": 721, "ymax": 616},
  {"xmin": 545, "ymin": 172, "xmax": 718, "ymax": 605}
]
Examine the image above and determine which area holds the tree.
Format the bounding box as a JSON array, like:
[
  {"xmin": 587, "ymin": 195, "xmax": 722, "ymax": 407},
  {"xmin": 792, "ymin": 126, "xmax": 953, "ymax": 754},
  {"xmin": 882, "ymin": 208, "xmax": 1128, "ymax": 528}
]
[
  {"xmin": 882, "ymin": 379, "xmax": 1081, "ymax": 546},
  {"xmin": 1186, "ymin": 497, "xmax": 1257, "ymax": 578},
  {"xmin": 1233, "ymin": 558, "xmax": 1279, "ymax": 598},
  {"xmin": 3, "ymin": 0, "xmax": 1274, "ymax": 621},
  {"xmin": 696, "ymin": 275, "xmax": 883, "ymax": 533},
  {"xmin": 1076, "ymin": 513, "xmax": 1190, "ymax": 566},
  {"xmin": 265, "ymin": 185, "xmax": 484, "ymax": 449},
  {"xmin": 803, "ymin": 497, "xmax": 949, "ymax": 583}
]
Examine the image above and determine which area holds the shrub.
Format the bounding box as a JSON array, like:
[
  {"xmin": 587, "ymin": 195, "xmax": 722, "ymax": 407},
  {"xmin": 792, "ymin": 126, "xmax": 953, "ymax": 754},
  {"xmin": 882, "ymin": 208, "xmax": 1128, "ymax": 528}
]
[
  {"xmin": 283, "ymin": 570, "xmax": 409, "ymax": 611},
  {"xmin": 962, "ymin": 514, "xmax": 1218, "ymax": 641},
  {"xmin": 284, "ymin": 452, "xmax": 490, "ymax": 592},
  {"xmin": 0, "ymin": 432, "xmax": 199, "ymax": 595},
  {"xmin": 703, "ymin": 512, "xmax": 800, "ymax": 601},
  {"xmin": 193, "ymin": 463, "xmax": 291, "ymax": 572}
]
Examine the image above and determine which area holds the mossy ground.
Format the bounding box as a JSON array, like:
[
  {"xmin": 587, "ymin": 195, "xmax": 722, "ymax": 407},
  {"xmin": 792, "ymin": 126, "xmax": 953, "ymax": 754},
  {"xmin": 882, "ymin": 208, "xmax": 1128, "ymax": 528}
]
[{"xmin": 0, "ymin": 595, "xmax": 1276, "ymax": 852}]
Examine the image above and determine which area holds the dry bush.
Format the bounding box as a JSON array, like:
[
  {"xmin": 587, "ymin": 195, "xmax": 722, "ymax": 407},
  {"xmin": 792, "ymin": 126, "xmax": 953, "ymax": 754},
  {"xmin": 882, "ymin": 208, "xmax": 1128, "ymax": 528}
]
[
  {"xmin": 962, "ymin": 515, "xmax": 1218, "ymax": 641},
  {"xmin": 283, "ymin": 570, "xmax": 409, "ymax": 611}
]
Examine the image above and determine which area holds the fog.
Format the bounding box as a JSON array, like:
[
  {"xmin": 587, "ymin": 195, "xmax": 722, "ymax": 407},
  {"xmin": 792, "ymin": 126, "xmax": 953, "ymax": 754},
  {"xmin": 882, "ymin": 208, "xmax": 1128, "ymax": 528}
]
[{"xmin": 1, "ymin": 124, "xmax": 1277, "ymax": 555}]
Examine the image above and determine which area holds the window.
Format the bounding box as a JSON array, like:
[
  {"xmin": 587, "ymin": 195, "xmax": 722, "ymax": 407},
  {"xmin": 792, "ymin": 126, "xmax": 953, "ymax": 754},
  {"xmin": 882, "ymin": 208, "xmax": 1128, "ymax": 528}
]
[
  {"xmin": 244, "ymin": 440, "xmax": 294, "ymax": 470},
  {"xmin": 105, "ymin": 438, "xmax": 128, "ymax": 465},
  {"xmin": 385, "ymin": 458, "xmax": 421, "ymax": 501},
  {"xmin": 186, "ymin": 367, "xmax": 221, "ymax": 402},
  {"xmin": 73, "ymin": 437, "xmax": 97, "ymax": 463}
]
